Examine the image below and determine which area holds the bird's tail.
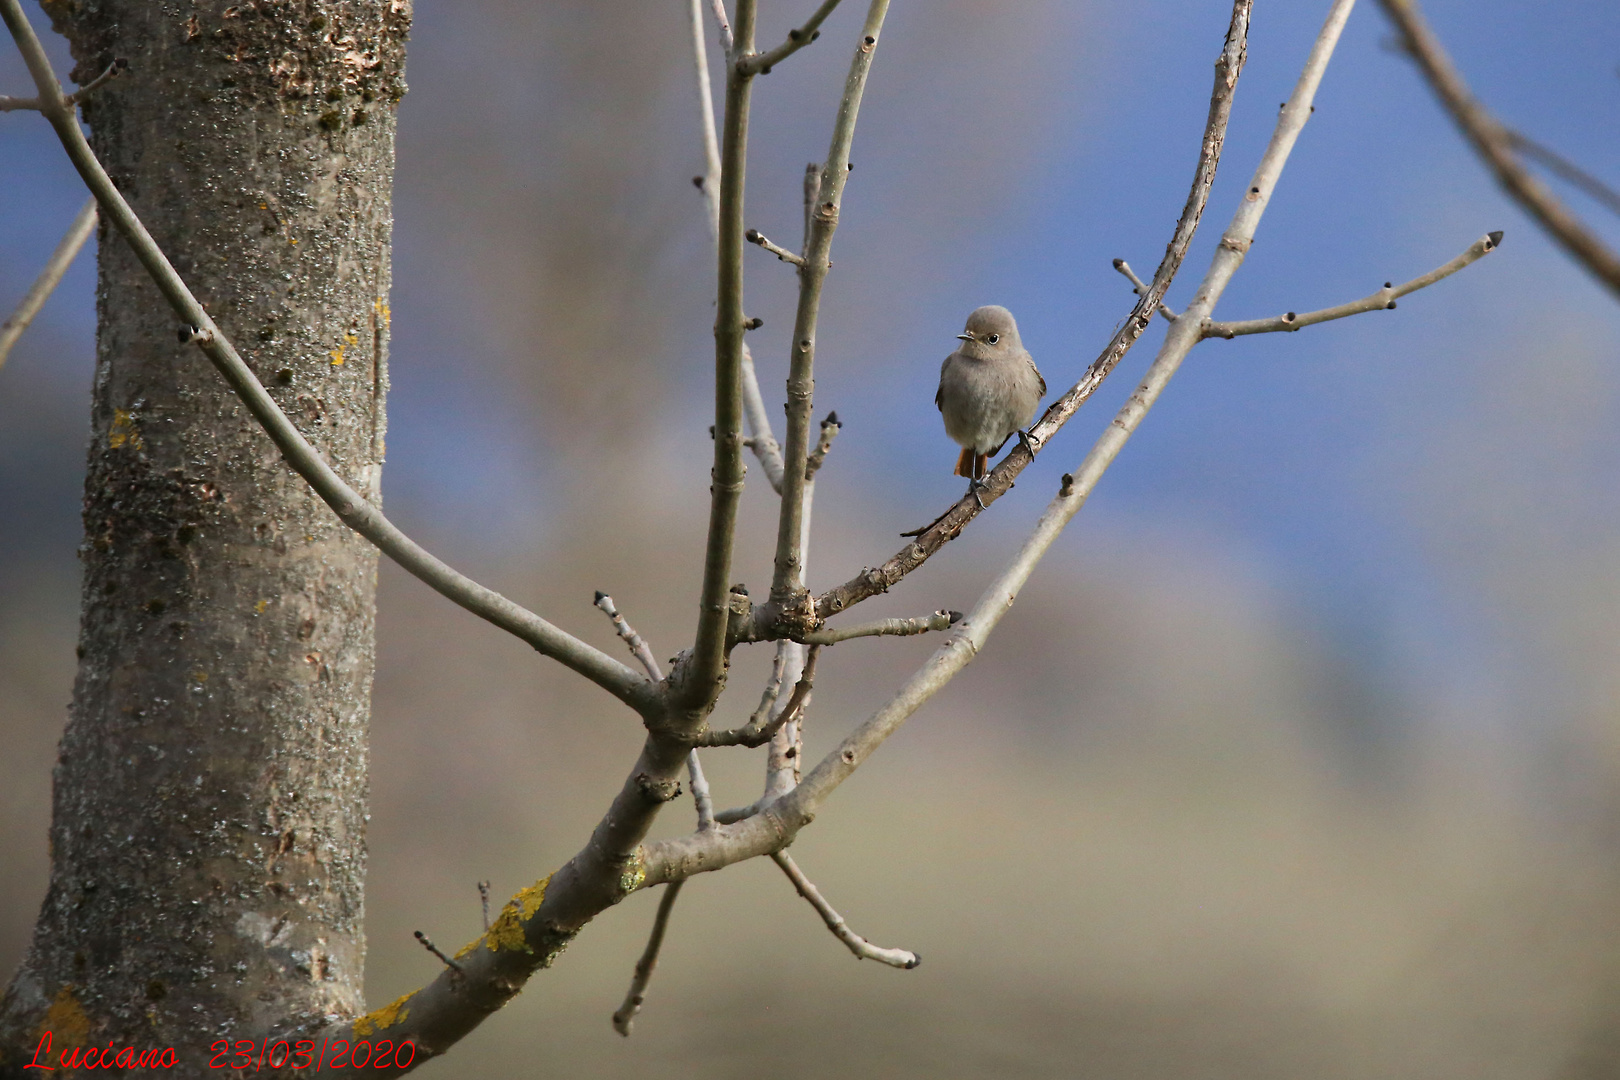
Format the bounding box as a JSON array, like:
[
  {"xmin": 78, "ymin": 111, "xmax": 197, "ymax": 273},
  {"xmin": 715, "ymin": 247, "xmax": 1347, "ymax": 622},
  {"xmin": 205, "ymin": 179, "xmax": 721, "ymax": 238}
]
[{"xmin": 954, "ymin": 447, "xmax": 974, "ymax": 478}]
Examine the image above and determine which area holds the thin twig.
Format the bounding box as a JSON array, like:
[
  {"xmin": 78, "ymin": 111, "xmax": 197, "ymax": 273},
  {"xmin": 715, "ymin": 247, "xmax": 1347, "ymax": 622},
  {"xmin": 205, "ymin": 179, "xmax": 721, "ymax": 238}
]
[
  {"xmin": 691, "ymin": 0, "xmax": 785, "ymax": 490},
  {"xmin": 1, "ymin": 55, "xmax": 124, "ymax": 111},
  {"xmin": 802, "ymin": 410, "xmax": 841, "ymax": 479},
  {"xmin": 0, "ymin": 0, "xmax": 660, "ymax": 717},
  {"xmin": 611, "ymin": 880, "xmax": 685, "ymax": 1037},
  {"xmin": 812, "ymin": 0, "xmax": 1253, "ymax": 622},
  {"xmin": 690, "ymin": 0, "xmax": 724, "ymax": 240},
  {"xmin": 413, "ymin": 931, "xmax": 464, "ymax": 974},
  {"xmin": 62, "ymin": 56, "xmax": 126, "ymax": 106},
  {"xmin": 1111, "ymin": 258, "xmax": 1179, "ymax": 322},
  {"xmin": 687, "ymin": 749, "xmax": 714, "ymax": 831},
  {"xmin": 746, "ymin": 227, "xmax": 806, "ymax": 266},
  {"xmin": 771, "ymin": 0, "xmax": 891, "ymax": 608},
  {"xmin": 592, "ymin": 591, "xmax": 713, "ymax": 828},
  {"xmin": 708, "ymin": 642, "xmax": 791, "ymax": 823},
  {"xmin": 801, "ymin": 609, "xmax": 957, "ymax": 645},
  {"xmin": 697, "ymin": 645, "xmax": 818, "ymax": 747},
  {"xmin": 739, "ymin": 0, "xmax": 843, "ymax": 76},
  {"xmin": 708, "ymin": 0, "xmax": 735, "ymax": 55},
  {"xmin": 0, "ymin": 196, "xmax": 95, "ymax": 372},
  {"xmin": 594, "ymin": 591, "xmax": 664, "ymax": 680},
  {"xmin": 1502, "ymin": 130, "xmax": 1620, "ymax": 220},
  {"xmin": 1378, "ymin": 0, "xmax": 1620, "ymax": 297},
  {"xmin": 478, "ymin": 881, "xmax": 491, "ymax": 932},
  {"xmin": 771, "ymin": 851, "xmax": 918, "ymax": 968},
  {"xmin": 683, "ymin": 0, "xmax": 759, "ymax": 713},
  {"xmin": 1204, "ymin": 229, "xmax": 1501, "ymax": 338}
]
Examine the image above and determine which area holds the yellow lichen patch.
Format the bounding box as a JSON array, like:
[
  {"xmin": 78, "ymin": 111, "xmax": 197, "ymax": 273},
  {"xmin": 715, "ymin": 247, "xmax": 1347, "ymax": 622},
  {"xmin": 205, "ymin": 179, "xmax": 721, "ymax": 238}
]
[
  {"xmin": 330, "ymin": 331, "xmax": 359, "ymax": 366},
  {"xmin": 254, "ymin": 599, "xmax": 269, "ymax": 614},
  {"xmin": 374, "ymin": 297, "xmax": 391, "ymax": 326},
  {"xmin": 485, "ymin": 875, "xmax": 550, "ymax": 954},
  {"xmin": 40, "ymin": 986, "xmax": 90, "ymax": 1050},
  {"xmin": 619, "ymin": 854, "xmax": 646, "ymax": 896},
  {"xmin": 108, "ymin": 409, "xmax": 143, "ymax": 451},
  {"xmin": 453, "ymin": 934, "xmax": 486, "ymax": 961},
  {"xmin": 352, "ymin": 992, "xmax": 411, "ymax": 1038}
]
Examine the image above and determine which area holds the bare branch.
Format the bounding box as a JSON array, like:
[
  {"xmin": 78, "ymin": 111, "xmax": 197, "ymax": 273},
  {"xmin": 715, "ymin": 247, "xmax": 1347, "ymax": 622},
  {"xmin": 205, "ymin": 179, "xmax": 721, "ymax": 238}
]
[
  {"xmin": 1378, "ymin": 0, "xmax": 1620, "ymax": 298},
  {"xmin": 690, "ymin": 0, "xmax": 785, "ymax": 491},
  {"xmin": 1204, "ymin": 229, "xmax": 1502, "ymax": 338},
  {"xmin": 709, "ymin": 0, "xmax": 735, "ymax": 56},
  {"xmin": 1503, "ymin": 130, "xmax": 1620, "ymax": 220},
  {"xmin": 738, "ymin": 0, "xmax": 842, "ymax": 76},
  {"xmin": 1112, "ymin": 258, "xmax": 1179, "ymax": 322},
  {"xmin": 478, "ymin": 881, "xmax": 491, "ymax": 932},
  {"xmin": 682, "ymin": 0, "xmax": 760, "ymax": 714},
  {"xmin": 594, "ymin": 591, "xmax": 716, "ymax": 825},
  {"xmin": 745, "ymin": 226, "xmax": 806, "ymax": 266},
  {"xmin": 697, "ymin": 645, "xmax": 818, "ymax": 747},
  {"xmin": 594, "ymin": 591, "xmax": 664, "ymax": 681},
  {"xmin": 802, "ymin": 410, "xmax": 841, "ymax": 479},
  {"xmin": 611, "ymin": 880, "xmax": 685, "ymax": 1037},
  {"xmin": 0, "ymin": 0, "xmax": 660, "ymax": 717},
  {"xmin": 801, "ymin": 608, "xmax": 958, "ymax": 645},
  {"xmin": 771, "ymin": 0, "xmax": 891, "ymax": 613},
  {"xmin": 771, "ymin": 851, "xmax": 918, "ymax": 968},
  {"xmin": 687, "ymin": 749, "xmax": 714, "ymax": 831},
  {"xmin": 689, "ymin": 0, "xmax": 724, "ymax": 239},
  {"xmin": 412, "ymin": 931, "xmax": 464, "ymax": 975},
  {"xmin": 645, "ymin": 0, "xmax": 1365, "ymax": 889},
  {"xmin": 0, "ymin": 196, "xmax": 95, "ymax": 372},
  {"xmin": 813, "ymin": 0, "xmax": 1253, "ymax": 622},
  {"xmin": 62, "ymin": 56, "xmax": 126, "ymax": 106},
  {"xmin": 0, "ymin": 91, "xmax": 38, "ymax": 110}
]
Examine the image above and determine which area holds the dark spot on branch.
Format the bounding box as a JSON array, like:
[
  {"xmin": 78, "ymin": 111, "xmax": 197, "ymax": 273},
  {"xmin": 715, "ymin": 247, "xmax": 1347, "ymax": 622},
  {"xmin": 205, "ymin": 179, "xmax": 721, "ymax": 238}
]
[
  {"xmin": 1487, "ymin": 230, "xmax": 1504, "ymax": 247},
  {"xmin": 635, "ymin": 773, "xmax": 683, "ymax": 803}
]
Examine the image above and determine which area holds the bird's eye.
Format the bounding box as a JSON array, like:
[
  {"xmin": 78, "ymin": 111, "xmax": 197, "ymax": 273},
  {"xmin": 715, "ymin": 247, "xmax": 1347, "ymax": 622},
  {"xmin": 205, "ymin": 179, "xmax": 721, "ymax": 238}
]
[{"xmin": 986, "ymin": 334, "xmax": 1000, "ymax": 345}]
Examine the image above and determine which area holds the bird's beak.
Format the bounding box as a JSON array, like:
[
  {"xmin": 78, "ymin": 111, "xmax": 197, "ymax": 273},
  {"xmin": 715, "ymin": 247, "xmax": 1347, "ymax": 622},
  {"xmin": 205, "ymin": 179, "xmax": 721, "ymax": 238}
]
[{"xmin": 956, "ymin": 333, "xmax": 975, "ymax": 342}]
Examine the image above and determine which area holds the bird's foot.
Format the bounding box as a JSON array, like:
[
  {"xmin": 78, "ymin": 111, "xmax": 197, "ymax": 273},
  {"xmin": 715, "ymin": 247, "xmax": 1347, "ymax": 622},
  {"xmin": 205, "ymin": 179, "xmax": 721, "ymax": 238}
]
[
  {"xmin": 967, "ymin": 478, "xmax": 988, "ymax": 510},
  {"xmin": 1015, "ymin": 429, "xmax": 1040, "ymax": 456}
]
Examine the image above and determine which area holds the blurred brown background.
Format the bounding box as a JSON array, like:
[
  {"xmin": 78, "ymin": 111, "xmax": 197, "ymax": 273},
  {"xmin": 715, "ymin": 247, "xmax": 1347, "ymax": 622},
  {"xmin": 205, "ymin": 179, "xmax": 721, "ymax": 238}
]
[{"xmin": 6, "ymin": 0, "xmax": 1620, "ymax": 1076}]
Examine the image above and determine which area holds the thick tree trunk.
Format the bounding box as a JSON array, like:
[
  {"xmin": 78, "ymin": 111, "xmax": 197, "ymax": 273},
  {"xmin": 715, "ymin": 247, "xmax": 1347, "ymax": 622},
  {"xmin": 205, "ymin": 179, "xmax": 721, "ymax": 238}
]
[{"xmin": 0, "ymin": 2, "xmax": 408, "ymax": 1073}]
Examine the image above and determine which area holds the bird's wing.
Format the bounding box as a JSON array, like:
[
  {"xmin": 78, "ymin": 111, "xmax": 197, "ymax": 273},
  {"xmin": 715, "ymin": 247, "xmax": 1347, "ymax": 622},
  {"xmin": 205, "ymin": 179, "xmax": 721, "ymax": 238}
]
[
  {"xmin": 1028, "ymin": 355, "xmax": 1046, "ymax": 398},
  {"xmin": 936, "ymin": 355, "xmax": 950, "ymax": 411}
]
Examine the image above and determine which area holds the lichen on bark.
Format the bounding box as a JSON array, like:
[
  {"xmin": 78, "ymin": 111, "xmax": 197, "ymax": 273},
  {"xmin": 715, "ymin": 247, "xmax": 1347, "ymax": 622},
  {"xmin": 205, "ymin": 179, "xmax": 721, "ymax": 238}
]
[{"xmin": 0, "ymin": 2, "xmax": 409, "ymax": 1070}]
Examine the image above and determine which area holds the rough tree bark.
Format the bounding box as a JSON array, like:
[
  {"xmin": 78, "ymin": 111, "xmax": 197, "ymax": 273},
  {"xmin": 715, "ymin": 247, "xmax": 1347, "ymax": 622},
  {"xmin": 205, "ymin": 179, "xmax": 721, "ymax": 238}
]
[{"xmin": 0, "ymin": 1, "xmax": 408, "ymax": 1071}]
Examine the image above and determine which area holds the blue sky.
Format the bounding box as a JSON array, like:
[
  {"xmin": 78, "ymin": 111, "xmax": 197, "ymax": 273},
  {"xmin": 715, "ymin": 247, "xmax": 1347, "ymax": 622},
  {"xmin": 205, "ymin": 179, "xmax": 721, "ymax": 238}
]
[{"xmin": 4, "ymin": 0, "xmax": 1619, "ymax": 751}]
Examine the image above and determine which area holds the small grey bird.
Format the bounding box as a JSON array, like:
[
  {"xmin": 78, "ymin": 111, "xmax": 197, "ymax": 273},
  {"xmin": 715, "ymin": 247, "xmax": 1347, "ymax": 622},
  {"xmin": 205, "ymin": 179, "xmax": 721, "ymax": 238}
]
[{"xmin": 936, "ymin": 305, "xmax": 1045, "ymax": 498}]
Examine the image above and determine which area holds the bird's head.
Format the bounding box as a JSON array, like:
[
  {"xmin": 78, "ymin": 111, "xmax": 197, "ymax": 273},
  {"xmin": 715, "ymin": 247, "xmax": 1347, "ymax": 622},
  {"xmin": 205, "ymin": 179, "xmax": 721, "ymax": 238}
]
[{"xmin": 955, "ymin": 305, "xmax": 1021, "ymax": 357}]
